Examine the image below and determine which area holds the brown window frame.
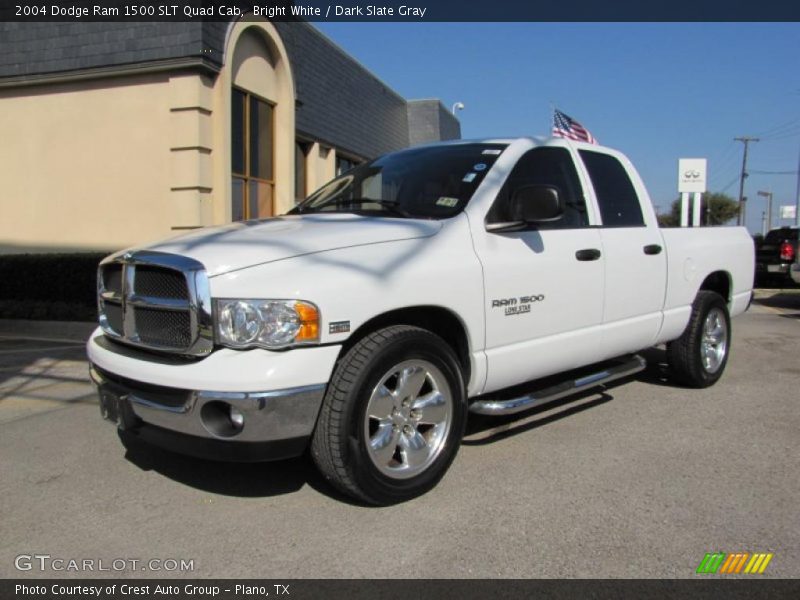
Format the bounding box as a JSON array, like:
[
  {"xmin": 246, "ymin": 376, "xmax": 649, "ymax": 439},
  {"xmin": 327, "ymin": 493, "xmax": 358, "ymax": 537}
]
[
  {"xmin": 231, "ymin": 86, "xmax": 276, "ymax": 220},
  {"xmin": 336, "ymin": 153, "xmax": 360, "ymax": 177}
]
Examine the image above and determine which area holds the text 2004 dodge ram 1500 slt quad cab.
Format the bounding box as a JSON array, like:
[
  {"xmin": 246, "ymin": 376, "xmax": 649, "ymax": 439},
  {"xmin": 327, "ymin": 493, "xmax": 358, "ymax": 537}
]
[{"xmin": 88, "ymin": 137, "xmax": 754, "ymax": 504}]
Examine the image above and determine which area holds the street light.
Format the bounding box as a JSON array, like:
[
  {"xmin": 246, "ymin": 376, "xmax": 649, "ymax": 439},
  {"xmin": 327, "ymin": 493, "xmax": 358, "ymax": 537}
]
[
  {"xmin": 451, "ymin": 102, "xmax": 465, "ymax": 115},
  {"xmin": 757, "ymin": 190, "xmax": 773, "ymax": 234}
]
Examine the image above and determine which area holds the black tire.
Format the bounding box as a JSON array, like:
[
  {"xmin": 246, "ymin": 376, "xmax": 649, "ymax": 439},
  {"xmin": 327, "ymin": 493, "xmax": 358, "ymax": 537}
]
[
  {"xmin": 667, "ymin": 291, "xmax": 731, "ymax": 388},
  {"xmin": 311, "ymin": 325, "xmax": 467, "ymax": 505}
]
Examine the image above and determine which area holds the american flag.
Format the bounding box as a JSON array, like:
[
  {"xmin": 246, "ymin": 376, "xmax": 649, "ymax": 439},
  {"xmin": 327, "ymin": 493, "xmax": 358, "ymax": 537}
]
[{"xmin": 552, "ymin": 109, "xmax": 598, "ymax": 144}]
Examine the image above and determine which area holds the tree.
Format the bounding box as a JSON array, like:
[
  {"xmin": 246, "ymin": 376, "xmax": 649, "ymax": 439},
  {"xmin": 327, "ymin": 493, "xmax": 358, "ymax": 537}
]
[{"xmin": 657, "ymin": 192, "xmax": 739, "ymax": 227}]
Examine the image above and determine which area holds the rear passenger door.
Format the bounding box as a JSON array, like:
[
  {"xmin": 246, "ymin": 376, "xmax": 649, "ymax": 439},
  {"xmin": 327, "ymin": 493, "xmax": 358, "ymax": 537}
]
[{"xmin": 578, "ymin": 149, "xmax": 667, "ymax": 358}]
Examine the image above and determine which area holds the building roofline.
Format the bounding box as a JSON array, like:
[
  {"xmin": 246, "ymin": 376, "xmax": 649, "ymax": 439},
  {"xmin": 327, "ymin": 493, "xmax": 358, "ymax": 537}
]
[
  {"xmin": 0, "ymin": 57, "xmax": 219, "ymax": 89},
  {"xmin": 307, "ymin": 22, "xmax": 407, "ymax": 104}
]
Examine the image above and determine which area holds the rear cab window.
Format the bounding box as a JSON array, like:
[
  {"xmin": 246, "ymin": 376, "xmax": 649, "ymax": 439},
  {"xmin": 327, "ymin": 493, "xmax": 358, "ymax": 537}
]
[{"xmin": 579, "ymin": 150, "xmax": 644, "ymax": 227}]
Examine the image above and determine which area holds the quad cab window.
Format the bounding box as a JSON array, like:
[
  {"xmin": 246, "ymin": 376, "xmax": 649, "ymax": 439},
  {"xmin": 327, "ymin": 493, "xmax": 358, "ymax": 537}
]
[
  {"xmin": 579, "ymin": 150, "xmax": 645, "ymax": 227},
  {"xmin": 486, "ymin": 146, "xmax": 588, "ymax": 229}
]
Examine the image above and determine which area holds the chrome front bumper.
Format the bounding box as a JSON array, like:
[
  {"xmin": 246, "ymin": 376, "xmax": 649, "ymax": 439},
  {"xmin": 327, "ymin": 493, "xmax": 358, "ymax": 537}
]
[{"xmin": 90, "ymin": 366, "xmax": 326, "ymax": 459}]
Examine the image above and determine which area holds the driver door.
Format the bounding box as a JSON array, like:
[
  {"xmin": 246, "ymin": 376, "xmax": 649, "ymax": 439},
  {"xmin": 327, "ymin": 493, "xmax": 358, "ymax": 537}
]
[{"xmin": 472, "ymin": 146, "xmax": 605, "ymax": 394}]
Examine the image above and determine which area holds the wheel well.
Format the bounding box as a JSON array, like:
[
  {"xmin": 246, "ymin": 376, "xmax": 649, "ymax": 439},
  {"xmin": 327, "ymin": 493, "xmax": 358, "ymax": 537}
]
[
  {"xmin": 699, "ymin": 271, "xmax": 731, "ymax": 303},
  {"xmin": 339, "ymin": 306, "xmax": 471, "ymax": 383}
]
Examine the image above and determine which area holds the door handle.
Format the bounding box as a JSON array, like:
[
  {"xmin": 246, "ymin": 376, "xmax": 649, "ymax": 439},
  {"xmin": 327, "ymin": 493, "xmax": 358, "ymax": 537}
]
[
  {"xmin": 643, "ymin": 244, "xmax": 663, "ymax": 255},
  {"xmin": 575, "ymin": 248, "xmax": 602, "ymax": 261}
]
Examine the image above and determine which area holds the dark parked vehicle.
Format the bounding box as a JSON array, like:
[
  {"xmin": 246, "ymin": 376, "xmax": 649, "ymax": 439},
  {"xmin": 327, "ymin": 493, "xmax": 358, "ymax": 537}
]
[{"xmin": 756, "ymin": 227, "xmax": 799, "ymax": 286}]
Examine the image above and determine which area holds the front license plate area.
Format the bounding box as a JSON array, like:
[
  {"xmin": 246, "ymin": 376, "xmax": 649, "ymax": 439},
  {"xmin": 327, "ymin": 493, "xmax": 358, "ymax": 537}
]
[
  {"xmin": 99, "ymin": 387, "xmax": 121, "ymax": 424},
  {"xmin": 98, "ymin": 384, "xmax": 137, "ymax": 430}
]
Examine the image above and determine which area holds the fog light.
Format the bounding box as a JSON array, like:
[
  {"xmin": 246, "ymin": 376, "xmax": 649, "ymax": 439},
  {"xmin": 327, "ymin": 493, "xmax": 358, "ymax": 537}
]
[
  {"xmin": 229, "ymin": 406, "xmax": 245, "ymax": 430},
  {"xmin": 201, "ymin": 401, "xmax": 244, "ymax": 438}
]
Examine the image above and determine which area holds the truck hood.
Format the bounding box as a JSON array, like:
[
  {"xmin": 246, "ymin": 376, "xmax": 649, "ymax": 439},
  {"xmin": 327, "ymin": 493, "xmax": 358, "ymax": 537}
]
[{"xmin": 141, "ymin": 214, "xmax": 443, "ymax": 276}]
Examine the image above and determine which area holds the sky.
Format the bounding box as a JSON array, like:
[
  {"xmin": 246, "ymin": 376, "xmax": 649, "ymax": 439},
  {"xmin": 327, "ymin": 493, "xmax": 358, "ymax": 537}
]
[{"xmin": 314, "ymin": 22, "xmax": 800, "ymax": 234}]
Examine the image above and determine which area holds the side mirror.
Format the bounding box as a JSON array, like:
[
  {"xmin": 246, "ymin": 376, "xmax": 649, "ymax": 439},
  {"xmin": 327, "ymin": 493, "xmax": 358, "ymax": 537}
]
[{"xmin": 509, "ymin": 184, "xmax": 564, "ymax": 223}]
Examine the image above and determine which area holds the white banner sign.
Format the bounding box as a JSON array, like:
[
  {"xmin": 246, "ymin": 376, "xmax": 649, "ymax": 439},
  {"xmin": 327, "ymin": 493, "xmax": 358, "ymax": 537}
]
[
  {"xmin": 678, "ymin": 158, "xmax": 708, "ymax": 193},
  {"xmin": 780, "ymin": 205, "xmax": 796, "ymax": 220}
]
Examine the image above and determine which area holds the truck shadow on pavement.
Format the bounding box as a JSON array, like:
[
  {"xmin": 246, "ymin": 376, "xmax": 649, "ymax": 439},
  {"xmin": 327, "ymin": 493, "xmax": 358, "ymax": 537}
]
[
  {"xmin": 752, "ymin": 291, "xmax": 800, "ymax": 319},
  {"xmin": 115, "ymin": 348, "xmax": 675, "ymax": 503},
  {"xmin": 463, "ymin": 349, "xmax": 673, "ymax": 445},
  {"xmin": 632, "ymin": 347, "xmax": 674, "ymax": 387},
  {"xmin": 117, "ymin": 431, "xmax": 361, "ymax": 504},
  {"xmin": 463, "ymin": 391, "xmax": 615, "ymax": 446}
]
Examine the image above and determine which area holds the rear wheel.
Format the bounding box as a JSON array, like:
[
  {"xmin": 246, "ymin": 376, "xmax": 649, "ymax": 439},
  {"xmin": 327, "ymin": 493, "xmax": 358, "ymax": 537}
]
[
  {"xmin": 667, "ymin": 291, "xmax": 731, "ymax": 388},
  {"xmin": 311, "ymin": 325, "xmax": 466, "ymax": 505}
]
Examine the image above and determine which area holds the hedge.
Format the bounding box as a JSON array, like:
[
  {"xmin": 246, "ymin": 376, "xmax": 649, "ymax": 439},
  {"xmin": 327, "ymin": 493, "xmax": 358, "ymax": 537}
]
[{"xmin": 0, "ymin": 253, "xmax": 107, "ymax": 321}]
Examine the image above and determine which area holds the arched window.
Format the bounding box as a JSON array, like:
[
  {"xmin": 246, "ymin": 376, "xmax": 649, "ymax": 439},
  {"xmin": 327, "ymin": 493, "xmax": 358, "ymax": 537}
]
[{"xmin": 231, "ymin": 87, "xmax": 274, "ymax": 220}]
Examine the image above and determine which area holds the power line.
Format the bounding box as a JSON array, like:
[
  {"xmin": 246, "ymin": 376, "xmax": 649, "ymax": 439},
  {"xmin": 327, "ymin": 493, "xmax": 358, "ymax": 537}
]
[
  {"xmin": 754, "ymin": 116, "xmax": 800, "ymax": 138},
  {"xmin": 709, "ymin": 152, "xmax": 743, "ymax": 188},
  {"xmin": 708, "ymin": 142, "xmax": 742, "ymax": 189},
  {"xmin": 760, "ymin": 129, "xmax": 800, "ymax": 142},
  {"xmin": 708, "ymin": 141, "xmax": 736, "ymax": 169},
  {"xmin": 719, "ymin": 175, "xmax": 740, "ymax": 193}
]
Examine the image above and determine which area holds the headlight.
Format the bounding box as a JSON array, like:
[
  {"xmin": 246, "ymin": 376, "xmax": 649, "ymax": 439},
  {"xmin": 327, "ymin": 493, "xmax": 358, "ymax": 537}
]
[{"xmin": 214, "ymin": 299, "xmax": 320, "ymax": 349}]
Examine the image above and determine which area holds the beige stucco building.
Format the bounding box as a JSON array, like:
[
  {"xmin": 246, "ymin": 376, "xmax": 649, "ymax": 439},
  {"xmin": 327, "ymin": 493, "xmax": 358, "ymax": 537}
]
[{"xmin": 0, "ymin": 20, "xmax": 460, "ymax": 254}]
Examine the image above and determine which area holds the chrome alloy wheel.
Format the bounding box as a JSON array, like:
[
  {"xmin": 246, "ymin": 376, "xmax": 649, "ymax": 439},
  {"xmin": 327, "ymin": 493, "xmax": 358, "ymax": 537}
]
[
  {"xmin": 701, "ymin": 307, "xmax": 728, "ymax": 374},
  {"xmin": 363, "ymin": 359, "xmax": 453, "ymax": 480}
]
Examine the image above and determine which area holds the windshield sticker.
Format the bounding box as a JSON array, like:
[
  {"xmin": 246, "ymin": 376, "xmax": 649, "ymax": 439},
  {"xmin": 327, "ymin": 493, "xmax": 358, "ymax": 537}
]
[
  {"xmin": 473, "ymin": 163, "xmax": 487, "ymax": 171},
  {"xmin": 482, "ymin": 149, "xmax": 502, "ymax": 155},
  {"xmin": 436, "ymin": 196, "xmax": 459, "ymax": 208},
  {"xmin": 462, "ymin": 172, "xmax": 477, "ymax": 183}
]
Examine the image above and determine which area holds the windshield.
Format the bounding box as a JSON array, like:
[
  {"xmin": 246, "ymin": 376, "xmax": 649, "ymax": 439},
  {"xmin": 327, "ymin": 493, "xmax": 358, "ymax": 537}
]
[{"xmin": 289, "ymin": 143, "xmax": 507, "ymax": 219}]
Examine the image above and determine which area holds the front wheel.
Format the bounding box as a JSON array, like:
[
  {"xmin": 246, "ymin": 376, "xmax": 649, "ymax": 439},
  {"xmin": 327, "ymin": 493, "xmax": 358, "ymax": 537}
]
[
  {"xmin": 311, "ymin": 325, "xmax": 466, "ymax": 505},
  {"xmin": 667, "ymin": 291, "xmax": 731, "ymax": 388}
]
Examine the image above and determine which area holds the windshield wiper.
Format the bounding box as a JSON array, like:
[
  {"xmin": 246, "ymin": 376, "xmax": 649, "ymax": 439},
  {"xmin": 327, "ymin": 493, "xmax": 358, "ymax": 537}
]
[
  {"xmin": 345, "ymin": 198, "xmax": 412, "ymax": 218},
  {"xmin": 297, "ymin": 198, "xmax": 411, "ymax": 218}
]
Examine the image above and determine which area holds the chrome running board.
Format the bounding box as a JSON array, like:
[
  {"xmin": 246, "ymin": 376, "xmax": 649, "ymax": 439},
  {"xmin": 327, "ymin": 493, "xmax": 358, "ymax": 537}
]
[{"xmin": 469, "ymin": 354, "xmax": 646, "ymax": 416}]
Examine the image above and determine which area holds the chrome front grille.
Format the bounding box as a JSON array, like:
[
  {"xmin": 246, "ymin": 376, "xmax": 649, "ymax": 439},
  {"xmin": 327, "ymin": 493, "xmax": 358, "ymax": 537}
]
[
  {"xmin": 134, "ymin": 306, "xmax": 192, "ymax": 348},
  {"xmin": 134, "ymin": 266, "xmax": 189, "ymax": 299},
  {"xmin": 97, "ymin": 251, "xmax": 213, "ymax": 357},
  {"xmin": 103, "ymin": 302, "xmax": 124, "ymax": 335},
  {"xmin": 103, "ymin": 265, "xmax": 123, "ymax": 296}
]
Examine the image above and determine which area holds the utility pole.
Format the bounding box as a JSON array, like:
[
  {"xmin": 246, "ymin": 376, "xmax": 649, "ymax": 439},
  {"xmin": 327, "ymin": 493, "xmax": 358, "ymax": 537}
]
[
  {"xmin": 735, "ymin": 136, "xmax": 759, "ymax": 227},
  {"xmin": 757, "ymin": 190, "xmax": 773, "ymax": 233}
]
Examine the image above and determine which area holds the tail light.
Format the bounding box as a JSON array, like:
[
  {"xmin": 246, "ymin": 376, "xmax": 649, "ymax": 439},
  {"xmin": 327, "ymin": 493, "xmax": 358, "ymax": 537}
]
[{"xmin": 779, "ymin": 241, "xmax": 795, "ymax": 262}]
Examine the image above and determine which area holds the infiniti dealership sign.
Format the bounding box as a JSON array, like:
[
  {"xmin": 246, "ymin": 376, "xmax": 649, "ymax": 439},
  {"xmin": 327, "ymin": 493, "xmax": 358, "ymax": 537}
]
[{"xmin": 678, "ymin": 158, "xmax": 708, "ymax": 193}]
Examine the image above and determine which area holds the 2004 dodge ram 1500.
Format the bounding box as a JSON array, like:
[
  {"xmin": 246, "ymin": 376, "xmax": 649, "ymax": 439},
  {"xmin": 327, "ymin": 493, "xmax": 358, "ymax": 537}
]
[{"xmin": 88, "ymin": 137, "xmax": 755, "ymax": 504}]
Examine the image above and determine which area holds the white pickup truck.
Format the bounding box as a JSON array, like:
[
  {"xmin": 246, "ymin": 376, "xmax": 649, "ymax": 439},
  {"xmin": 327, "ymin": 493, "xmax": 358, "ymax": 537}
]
[{"xmin": 88, "ymin": 137, "xmax": 754, "ymax": 504}]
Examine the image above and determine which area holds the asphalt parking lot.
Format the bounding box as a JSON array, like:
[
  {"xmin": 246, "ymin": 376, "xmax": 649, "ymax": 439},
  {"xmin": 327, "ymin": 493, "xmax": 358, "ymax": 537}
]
[{"xmin": 1, "ymin": 292, "xmax": 798, "ymax": 579}]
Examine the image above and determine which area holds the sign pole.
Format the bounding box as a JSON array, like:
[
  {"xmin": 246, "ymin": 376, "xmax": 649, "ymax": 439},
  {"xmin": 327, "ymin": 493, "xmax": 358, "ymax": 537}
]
[
  {"xmin": 692, "ymin": 192, "xmax": 703, "ymax": 226},
  {"xmin": 680, "ymin": 193, "xmax": 690, "ymax": 227},
  {"xmin": 678, "ymin": 158, "xmax": 707, "ymax": 227}
]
